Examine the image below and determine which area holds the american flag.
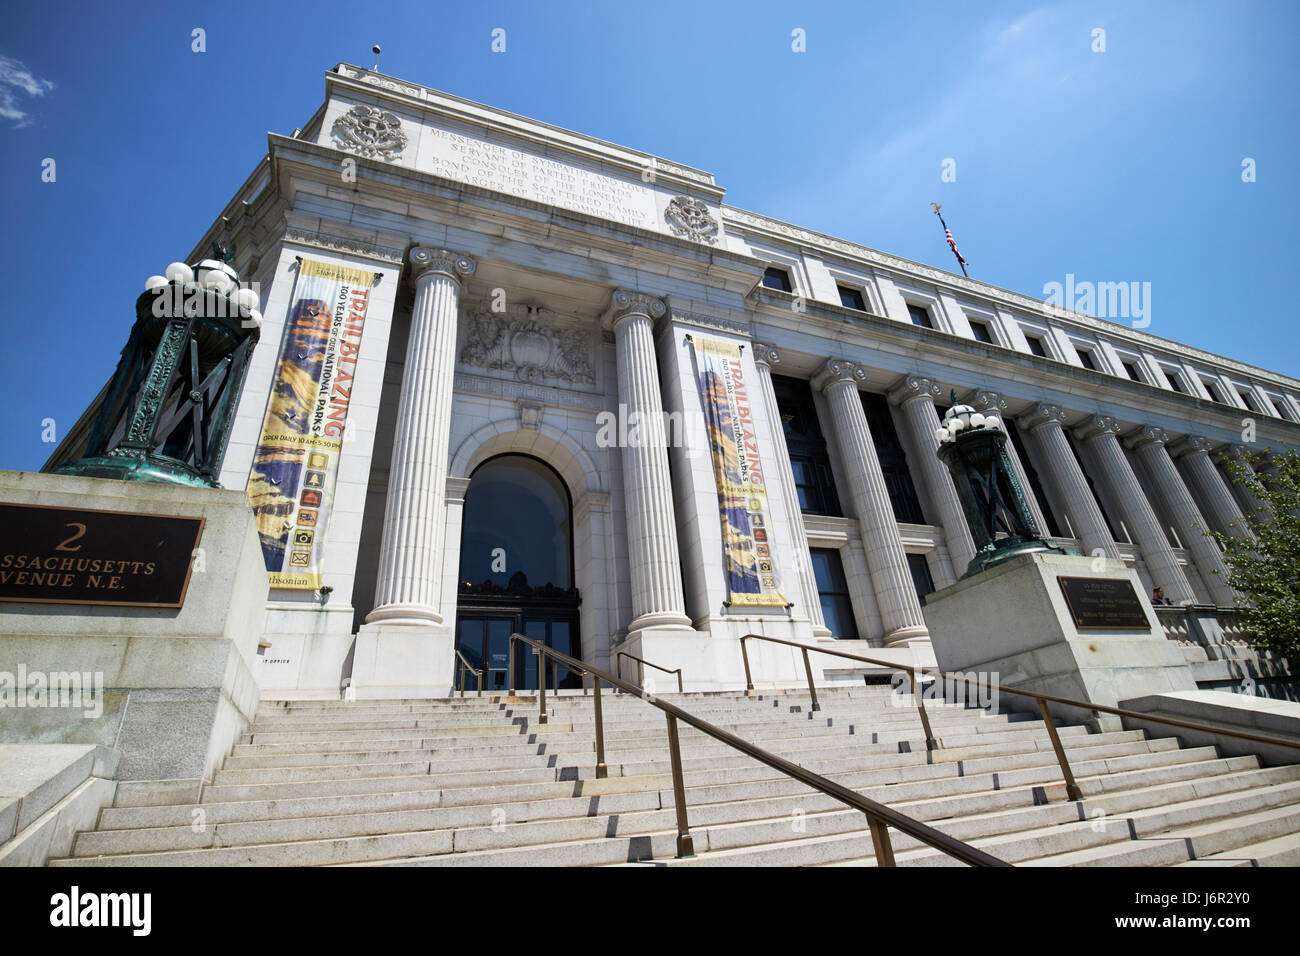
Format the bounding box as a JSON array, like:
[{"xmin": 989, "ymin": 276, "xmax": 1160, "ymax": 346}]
[{"xmin": 945, "ymin": 228, "xmax": 967, "ymax": 266}]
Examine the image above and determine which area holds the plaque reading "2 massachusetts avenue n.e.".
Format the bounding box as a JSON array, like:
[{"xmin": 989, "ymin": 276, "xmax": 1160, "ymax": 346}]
[
  {"xmin": 1057, "ymin": 575, "xmax": 1151, "ymax": 631},
  {"xmin": 0, "ymin": 503, "xmax": 204, "ymax": 608}
]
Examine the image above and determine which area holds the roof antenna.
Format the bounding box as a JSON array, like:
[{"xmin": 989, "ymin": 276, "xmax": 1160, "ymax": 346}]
[{"xmin": 371, "ymin": 44, "xmax": 381, "ymax": 71}]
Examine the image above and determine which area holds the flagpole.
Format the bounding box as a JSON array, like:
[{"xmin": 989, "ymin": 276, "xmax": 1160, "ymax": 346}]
[{"xmin": 930, "ymin": 202, "xmax": 969, "ymax": 277}]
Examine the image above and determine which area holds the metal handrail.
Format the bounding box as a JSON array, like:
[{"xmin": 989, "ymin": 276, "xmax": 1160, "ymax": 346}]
[
  {"xmin": 616, "ymin": 651, "xmax": 684, "ymax": 693},
  {"xmin": 453, "ymin": 648, "xmax": 484, "ymax": 698},
  {"xmin": 508, "ymin": 632, "xmax": 1007, "ymax": 867},
  {"xmin": 739, "ymin": 633, "xmax": 1300, "ymax": 803}
]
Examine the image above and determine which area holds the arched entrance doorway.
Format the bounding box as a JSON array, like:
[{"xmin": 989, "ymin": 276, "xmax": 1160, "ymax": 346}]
[{"xmin": 455, "ymin": 453, "xmax": 581, "ymax": 691}]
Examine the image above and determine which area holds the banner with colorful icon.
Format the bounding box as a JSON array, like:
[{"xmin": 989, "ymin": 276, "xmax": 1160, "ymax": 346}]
[
  {"xmin": 691, "ymin": 336, "xmax": 788, "ymax": 607},
  {"xmin": 246, "ymin": 257, "xmax": 374, "ymax": 589}
]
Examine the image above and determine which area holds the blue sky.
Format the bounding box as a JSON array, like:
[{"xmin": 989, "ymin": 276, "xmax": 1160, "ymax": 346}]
[{"xmin": 1, "ymin": 0, "xmax": 1296, "ymax": 473}]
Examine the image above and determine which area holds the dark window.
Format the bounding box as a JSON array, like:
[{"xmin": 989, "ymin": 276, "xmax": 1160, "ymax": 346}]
[
  {"xmin": 772, "ymin": 375, "xmax": 841, "ymax": 516},
  {"xmin": 1238, "ymin": 389, "xmax": 1259, "ymax": 412},
  {"xmin": 1202, "ymin": 379, "xmax": 1224, "ymax": 404},
  {"xmin": 762, "ymin": 266, "xmax": 792, "ymax": 293},
  {"xmin": 1271, "ymin": 397, "xmax": 1295, "ymax": 422},
  {"xmin": 838, "ymin": 285, "xmax": 866, "ymax": 311},
  {"xmin": 1122, "ymin": 360, "xmax": 1143, "ymax": 382},
  {"xmin": 907, "ymin": 304, "xmax": 934, "ymax": 328},
  {"xmin": 969, "ymin": 320, "xmax": 994, "ymax": 344},
  {"xmin": 1076, "ymin": 349, "xmax": 1096, "ymax": 371},
  {"xmin": 859, "ymin": 391, "xmax": 927, "ymax": 525},
  {"xmin": 1165, "ymin": 370, "xmax": 1184, "ymax": 393},
  {"xmin": 1003, "ymin": 418, "xmax": 1063, "ymax": 538},
  {"xmin": 1025, "ymin": 334, "xmax": 1048, "ymax": 357},
  {"xmin": 810, "ymin": 548, "xmax": 859, "ymax": 640},
  {"xmin": 906, "ymin": 553, "xmax": 935, "ymax": 600}
]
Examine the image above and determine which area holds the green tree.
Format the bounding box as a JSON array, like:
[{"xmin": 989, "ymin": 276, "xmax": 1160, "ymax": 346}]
[{"xmin": 1209, "ymin": 447, "xmax": 1300, "ymax": 675}]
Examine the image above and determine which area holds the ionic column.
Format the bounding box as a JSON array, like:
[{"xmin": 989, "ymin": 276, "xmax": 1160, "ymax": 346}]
[
  {"xmin": 1215, "ymin": 444, "xmax": 1270, "ymax": 521},
  {"xmin": 889, "ymin": 376, "xmax": 977, "ymax": 574},
  {"xmin": 1074, "ymin": 415, "xmax": 1195, "ymax": 604},
  {"xmin": 605, "ymin": 289, "xmax": 692, "ymax": 633},
  {"xmin": 1127, "ymin": 426, "xmax": 1238, "ymax": 606},
  {"xmin": 752, "ymin": 343, "xmax": 830, "ymax": 637},
  {"xmin": 1017, "ymin": 403, "xmax": 1119, "ymax": 559},
  {"xmin": 812, "ymin": 359, "xmax": 927, "ymax": 645},
  {"xmin": 1171, "ymin": 437, "xmax": 1255, "ymax": 540},
  {"xmin": 367, "ymin": 247, "xmax": 475, "ymax": 625},
  {"xmin": 970, "ymin": 390, "xmax": 1051, "ymax": 537}
]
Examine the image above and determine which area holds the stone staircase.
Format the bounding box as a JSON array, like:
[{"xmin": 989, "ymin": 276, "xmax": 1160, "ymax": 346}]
[{"xmin": 48, "ymin": 685, "xmax": 1300, "ymax": 866}]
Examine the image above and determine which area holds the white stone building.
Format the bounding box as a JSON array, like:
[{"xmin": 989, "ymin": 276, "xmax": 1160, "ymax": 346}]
[{"xmin": 55, "ymin": 63, "xmax": 1300, "ymax": 700}]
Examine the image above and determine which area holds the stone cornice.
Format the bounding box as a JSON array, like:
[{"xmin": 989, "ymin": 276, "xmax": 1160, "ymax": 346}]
[
  {"xmin": 670, "ymin": 309, "xmax": 752, "ymax": 338},
  {"xmin": 724, "ymin": 205, "xmax": 1300, "ymax": 393},
  {"xmin": 888, "ymin": 375, "xmax": 941, "ymax": 407},
  {"xmin": 281, "ymin": 225, "xmax": 407, "ymax": 264},
  {"xmin": 811, "ymin": 358, "xmax": 869, "ymax": 393}
]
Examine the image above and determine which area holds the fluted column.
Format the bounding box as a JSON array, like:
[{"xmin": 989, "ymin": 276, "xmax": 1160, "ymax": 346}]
[
  {"xmin": 1075, "ymin": 415, "xmax": 1194, "ymax": 604},
  {"xmin": 889, "ymin": 376, "xmax": 977, "ymax": 573},
  {"xmin": 1018, "ymin": 403, "xmax": 1119, "ymax": 559},
  {"xmin": 1128, "ymin": 426, "xmax": 1237, "ymax": 606},
  {"xmin": 752, "ymin": 343, "xmax": 830, "ymax": 637},
  {"xmin": 1171, "ymin": 437, "xmax": 1254, "ymax": 540},
  {"xmin": 605, "ymin": 289, "xmax": 692, "ymax": 632},
  {"xmin": 367, "ymin": 247, "xmax": 475, "ymax": 625},
  {"xmin": 812, "ymin": 359, "xmax": 927, "ymax": 645},
  {"xmin": 970, "ymin": 390, "xmax": 1051, "ymax": 537},
  {"xmin": 1215, "ymin": 444, "xmax": 1270, "ymax": 521}
]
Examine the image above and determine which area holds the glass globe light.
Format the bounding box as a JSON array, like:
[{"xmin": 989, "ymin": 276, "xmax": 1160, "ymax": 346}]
[
  {"xmin": 165, "ymin": 262, "xmax": 194, "ymax": 284},
  {"xmin": 145, "ymin": 275, "xmax": 168, "ymax": 291}
]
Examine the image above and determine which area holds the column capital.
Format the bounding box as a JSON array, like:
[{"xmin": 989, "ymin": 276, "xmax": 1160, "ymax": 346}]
[
  {"xmin": 888, "ymin": 375, "xmax": 941, "ymax": 407},
  {"xmin": 1125, "ymin": 424, "xmax": 1170, "ymax": 451},
  {"xmin": 811, "ymin": 358, "xmax": 868, "ymax": 393},
  {"xmin": 604, "ymin": 288, "xmax": 667, "ymax": 330},
  {"xmin": 1074, "ymin": 414, "xmax": 1124, "ymax": 443},
  {"xmin": 1168, "ymin": 435, "xmax": 1216, "ymax": 459},
  {"xmin": 969, "ymin": 389, "xmax": 1009, "ymax": 413},
  {"xmin": 751, "ymin": 342, "xmax": 781, "ymax": 368},
  {"xmin": 1018, "ymin": 402, "xmax": 1068, "ymax": 432},
  {"xmin": 409, "ymin": 246, "xmax": 475, "ymax": 283},
  {"xmin": 1214, "ymin": 442, "xmax": 1253, "ymax": 465}
]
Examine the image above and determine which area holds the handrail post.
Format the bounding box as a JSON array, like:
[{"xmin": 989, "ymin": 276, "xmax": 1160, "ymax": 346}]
[
  {"xmin": 592, "ymin": 675, "xmax": 608, "ymax": 779},
  {"xmin": 740, "ymin": 636, "xmax": 755, "ymax": 695},
  {"xmin": 913, "ymin": 668, "xmax": 938, "ymax": 751},
  {"xmin": 1038, "ymin": 699, "xmax": 1082, "ymax": 801},
  {"xmin": 537, "ymin": 646, "xmax": 548, "ymax": 724},
  {"xmin": 867, "ymin": 815, "xmax": 896, "ymax": 867},
  {"xmin": 666, "ymin": 713, "xmax": 695, "ymax": 857},
  {"xmin": 676, "ymin": 669, "xmax": 683, "ymax": 694},
  {"xmin": 508, "ymin": 635, "xmax": 515, "ymax": 697},
  {"xmin": 457, "ymin": 660, "xmax": 464, "ymax": 699},
  {"xmin": 801, "ymin": 647, "xmax": 820, "ymax": 711},
  {"xmin": 637, "ymin": 659, "xmax": 644, "ymax": 689}
]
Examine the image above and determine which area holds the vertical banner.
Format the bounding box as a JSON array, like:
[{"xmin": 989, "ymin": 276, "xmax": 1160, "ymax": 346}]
[
  {"xmin": 246, "ymin": 258, "xmax": 375, "ymax": 589},
  {"xmin": 691, "ymin": 336, "xmax": 788, "ymax": 607}
]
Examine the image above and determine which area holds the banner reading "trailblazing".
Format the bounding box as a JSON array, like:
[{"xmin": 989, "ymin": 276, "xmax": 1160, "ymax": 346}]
[
  {"xmin": 691, "ymin": 336, "xmax": 787, "ymax": 607},
  {"xmin": 246, "ymin": 258, "xmax": 374, "ymax": 589}
]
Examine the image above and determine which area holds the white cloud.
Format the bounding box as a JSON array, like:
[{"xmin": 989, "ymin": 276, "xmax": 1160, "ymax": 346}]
[{"xmin": 0, "ymin": 55, "xmax": 55, "ymax": 128}]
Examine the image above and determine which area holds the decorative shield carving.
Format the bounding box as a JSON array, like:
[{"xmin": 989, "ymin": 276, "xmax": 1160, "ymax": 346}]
[
  {"xmin": 664, "ymin": 195, "xmax": 719, "ymax": 244},
  {"xmin": 459, "ymin": 304, "xmax": 595, "ymax": 385},
  {"xmin": 331, "ymin": 105, "xmax": 408, "ymax": 161}
]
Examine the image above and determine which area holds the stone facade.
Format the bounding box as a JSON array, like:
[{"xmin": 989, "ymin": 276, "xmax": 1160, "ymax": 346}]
[{"xmin": 66, "ymin": 63, "xmax": 1297, "ymax": 698}]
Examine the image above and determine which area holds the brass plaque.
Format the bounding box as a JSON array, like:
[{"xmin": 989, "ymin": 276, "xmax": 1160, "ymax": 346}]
[
  {"xmin": 0, "ymin": 502, "xmax": 204, "ymax": 608},
  {"xmin": 1057, "ymin": 575, "xmax": 1150, "ymax": 630}
]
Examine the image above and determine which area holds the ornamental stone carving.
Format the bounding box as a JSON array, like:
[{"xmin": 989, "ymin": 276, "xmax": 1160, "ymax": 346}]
[
  {"xmin": 1075, "ymin": 414, "xmax": 1123, "ymax": 442},
  {"xmin": 1020, "ymin": 403, "xmax": 1068, "ymax": 431},
  {"xmin": 331, "ymin": 104, "xmax": 409, "ymax": 161},
  {"xmin": 971, "ymin": 390, "xmax": 1009, "ymax": 413},
  {"xmin": 812, "ymin": 358, "xmax": 869, "ymax": 393},
  {"xmin": 608, "ymin": 289, "xmax": 667, "ymax": 324},
  {"xmin": 1126, "ymin": 425, "xmax": 1170, "ymax": 450},
  {"xmin": 1170, "ymin": 435, "xmax": 1216, "ymax": 459},
  {"xmin": 459, "ymin": 304, "xmax": 595, "ymax": 386},
  {"xmin": 410, "ymin": 247, "xmax": 475, "ymax": 282},
  {"xmin": 751, "ymin": 342, "xmax": 781, "ymax": 367},
  {"xmin": 664, "ymin": 195, "xmax": 719, "ymax": 244},
  {"xmin": 889, "ymin": 375, "xmax": 941, "ymax": 407}
]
